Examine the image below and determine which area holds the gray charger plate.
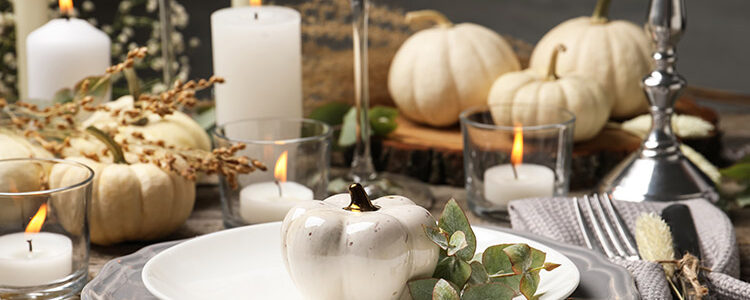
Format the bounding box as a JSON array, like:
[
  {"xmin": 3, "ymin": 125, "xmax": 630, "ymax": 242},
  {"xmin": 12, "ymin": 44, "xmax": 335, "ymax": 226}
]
[{"xmin": 82, "ymin": 226, "xmax": 639, "ymax": 300}]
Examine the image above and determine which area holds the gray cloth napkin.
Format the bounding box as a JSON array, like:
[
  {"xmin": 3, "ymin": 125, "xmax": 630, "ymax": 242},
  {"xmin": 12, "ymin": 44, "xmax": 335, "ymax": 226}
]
[{"xmin": 508, "ymin": 198, "xmax": 750, "ymax": 299}]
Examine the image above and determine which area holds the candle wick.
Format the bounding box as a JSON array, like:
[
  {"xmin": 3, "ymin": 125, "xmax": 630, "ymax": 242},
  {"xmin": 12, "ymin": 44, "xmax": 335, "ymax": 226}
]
[
  {"xmin": 254, "ymin": 12, "xmax": 259, "ymax": 20},
  {"xmin": 274, "ymin": 180, "xmax": 283, "ymax": 197},
  {"xmin": 26, "ymin": 239, "xmax": 33, "ymax": 253},
  {"xmin": 511, "ymin": 163, "xmax": 519, "ymax": 180}
]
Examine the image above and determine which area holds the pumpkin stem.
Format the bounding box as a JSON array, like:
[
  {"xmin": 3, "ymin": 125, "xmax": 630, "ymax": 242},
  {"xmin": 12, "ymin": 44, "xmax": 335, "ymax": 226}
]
[
  {"xmin": 591, "ymin": 0, "xmax": 612, "ymax": 23},
  {"xmin": 344, "ymin": 183, "xmax": 380, "ymax": 212},
  {"xmin": 406, "ymin": 10, "xmax": 453, "ymax": 28},
  {"xmin": 85, "ymin": 126, "xmax": 128, "ymax": 164},
  {"xmin": 546, "ymin": 44, "xmax": 567, "ymax": 81}
]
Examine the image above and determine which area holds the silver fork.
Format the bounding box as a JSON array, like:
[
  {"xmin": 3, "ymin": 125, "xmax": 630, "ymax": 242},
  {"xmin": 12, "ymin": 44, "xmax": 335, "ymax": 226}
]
[{"xmin": 573, "ymin": 193, "xmax": 639, "ymax": 260}]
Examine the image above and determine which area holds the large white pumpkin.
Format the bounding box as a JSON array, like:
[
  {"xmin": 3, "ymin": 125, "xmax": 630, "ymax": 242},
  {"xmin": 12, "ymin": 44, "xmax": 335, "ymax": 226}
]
[
  {"xmin": 388, "ymin": 10, "xmax": 521, "ymax": 127},
  {"xmin": 488, "ymin": 45, "xmax": 612, "ymax": 141},
  {"xmin": 529, "ymin": 0, "xmax": 652, "ymax": 118}
]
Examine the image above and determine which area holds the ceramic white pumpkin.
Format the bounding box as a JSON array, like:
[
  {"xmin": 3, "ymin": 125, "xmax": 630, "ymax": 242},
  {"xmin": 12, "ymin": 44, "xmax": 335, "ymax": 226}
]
[
  {"xmin": 82, "ymin": 95, "xmax": 211, "ymax": 151},
  {"xmin": 529, "ymin": 0, "xmax": 652, "ymax": 118},
  {"xmin": 281, "ymin": 183, "xmax": 439, "ymax": 300},
  {"xmin": 49, "ymin": 153, "xmax": 195, "ymax": 245},
  {"xmin": 489, "ymin": 45, "xmax": 612, "ymax": 141},
  {"xmin": 388, "ymin": 10, "xmax": 521, "ymax": 127}
]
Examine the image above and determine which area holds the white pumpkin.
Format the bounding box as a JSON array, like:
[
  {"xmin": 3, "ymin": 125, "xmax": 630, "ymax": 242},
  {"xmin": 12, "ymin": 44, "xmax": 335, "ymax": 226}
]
[
  {"xmin": 529, "ymin": 0, "xmax": 652, "ymax": 118},
  {"xmin": 282, "ymin": 183, "xmax": 439, "ymax": 300},
  {"xmin": 82, "ymin": 95, "xmax": 211, "ymax": 151},
  {"xmin": 388, "ymin": 10, "xmax": 521, "ymax": 127},
  {"xmin": 488, "ymin": 45, "xmax": 612, "ymax": 141},
  {"xmin": 50, "ymin": 154, "xmax": 195, "ymax": 245}
]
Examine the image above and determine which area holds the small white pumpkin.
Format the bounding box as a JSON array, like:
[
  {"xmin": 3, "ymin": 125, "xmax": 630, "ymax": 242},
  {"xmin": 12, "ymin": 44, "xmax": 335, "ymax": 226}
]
[
  {"xmin": 489, "ymin": 45, "xmax": 612, "ymax": 141},
  {"xmin": 388, "ymin": 10, "xmax": 521, "ymax": 127},
  {"xmin": 529, "ymin": 0, "xmax": 653, "ymax": 118},
  {"xmin": 49, "ymin": 132, "xmax": 195, "ymax": 245},
  {"xmin": 0, "ymin": 130, "xmax": 53, "ymax": 192},
  {"xmin": 281, "ymin": 183, "xmax": 439, "ymax": 300}
]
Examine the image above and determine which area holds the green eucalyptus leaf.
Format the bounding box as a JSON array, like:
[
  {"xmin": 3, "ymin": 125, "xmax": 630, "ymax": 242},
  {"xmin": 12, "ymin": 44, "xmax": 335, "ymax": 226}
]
[
  {"xmin": 503, "ymin": 244, "xmax": 533, "ymax": 274},
  {"xmin": 720, "ymin": 162, "xmax": 750, "ymax": 181},
  {"xmin": 424, "ymin": 226, "xmax": 449, "ymax": 250},
  {"xmin": 543, "ymin": 262, "xmax": 561, "ymax": 272},
  {"xmin": 53, "ymin": 88, "xmax": 74, "ymax": 104},
  {"xmin": 338, "ymin": 107, "xmax": 357, "ymax": 147},
  {"xmin": 482, "ymin": 244, "xmax": 514, "ymax": 276},
  {"xmin": 492, "ymin": 274, "xmax": 522, "ymax": 295},
  {"xmin": 309, "ymin": 102, "xmax": 351, "ymax": 126},
  {"xmin": 432, "ymin": 279, "xmax": 460, "ymax": 300},
  {"xmin": 368, "ymin": 105, "xmax": 398, "ymax": 136},
  {"xmin": 194, "ymin": 107, "xmax": 216, "ymax": 130},
  {"xmin": 408, "ymin": 278, "xmax": 439, "ymax": 300},
  {"xmin": 75, "ymin": 76, "xmax": 111, "ymax": 103},
  {"xmin": 519, "ymin": 270, "xmax": 541, "ymax": 300},
  {"xmin": 433, "ymin": 254, "xmax": 472, "ymax": 288},
  {"xmin": 467, "ymin": 261, "xmax": 489, "ymax": 286},
  {"xmin": 438, "ymin": 199, "xmax": 476, "ymax": 261},
  {"xmin": 462, "ymin": 282, "xmax": 515, "ymax": 300},
  {"xmin": 447, "ymin": 231, "xmax": 468, "ymax": 257},
  {"xmin": 530, "ymin": 248, "xmax": 546, "ymax": 269}
]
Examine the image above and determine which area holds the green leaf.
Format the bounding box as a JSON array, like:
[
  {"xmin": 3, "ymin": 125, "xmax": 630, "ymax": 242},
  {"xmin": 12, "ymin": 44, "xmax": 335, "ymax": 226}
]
[
  {"xmin": 720, "ymin": 162, "xmax": 750, "ymax": 181},
  {"xmin": 433, "ymin": 254, "xmax": 472, "ymax": 288},
  {"xmin": 503, "ymin": 244, "xmax": 533, "ymax": 274},
  {"xmin": 408, "ymin": 278, "xmax": 439, "ymax": 300},
  {"xmin": 338, "ymin": 107, "xmax": 356, "ymax": 147},
  {"xmin": 519, "ymin": 270, "xmax": 541, "ymax": 299},
  {"xmin": 737, "ymin": 193, "xmax": 750, "ymax": 208},
  {"xmin": 368, "ymin": 105, "xmax": 398, "ymax": 136},
  {"xmin": 309, "ymin": 102, "xmax": 351, "ymax": 126},
  {"xmin": 467, "ymin": 261, "xmax": 489, "ymax": 286},
  {"xmin": 447, "ymin": 231, "xmax": 468, "ymax": 257},
  {"xmin": 432, "ymin": 279, "xmax": 460, "ymax": 300},
  {"xmin": 424, "ymin": 226, "xmax": 449, "ymax": 250},
  {"xmin": 530, "ymin": 248, "xmax": 546, "ymax": 269},
  {"xmin": 53, "ymin": 88, "xmax": 74, "ymax": 104},
  {"xmin": 543, "ymin": 262, "xmax": 561, "ymax": 272},
  {"xmin": 462, "ymin": 282, "xmax": 515, "ymax": 300},
  {"xmin": 194, "ymin": 106, "xmax": 216, "ymax": 130},
  {"xmin": 75, "ymin": 76, "xmax": 111, "ymax": 103},
  {"xmin": 482, "ymin": 244, "xmax": 514, "ymax": 276},
  {"xmin": 438, "ymin": 199, "xmax": 476, "ymax": 261}
]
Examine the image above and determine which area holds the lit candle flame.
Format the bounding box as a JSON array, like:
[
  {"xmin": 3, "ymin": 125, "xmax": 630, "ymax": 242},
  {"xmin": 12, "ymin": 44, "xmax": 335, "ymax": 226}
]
[
  {"xmin": 274, "ymin": 151, "xmax": 288, "ymax": 182},
  {"xmin": 250, "ymin": 0, "xmax": 262, "ymax": 6},
  {"xmin": 511, "ymin": 126, "xmax": 523, "ymax": 166},
  {"xmin": 25, "ymin": 204, "xmax": 48, "ymax": 234},
  {"xmin": 59, "ymin": 0, "xmax": 73, "ymax": 15}
]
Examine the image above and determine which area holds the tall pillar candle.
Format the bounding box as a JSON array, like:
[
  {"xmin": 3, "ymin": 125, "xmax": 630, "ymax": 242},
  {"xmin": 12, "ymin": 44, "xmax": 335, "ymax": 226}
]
[
  {"xmin": 11, "ymin": 0, "xmax": 50, "ymax": 100},
  {"xmin": 26, "ymin": 7, "xmax": 110, "ymax": 104},
  {"xmin": 211, "ymin": 5, "xmax": 302, "ymax": 125}
]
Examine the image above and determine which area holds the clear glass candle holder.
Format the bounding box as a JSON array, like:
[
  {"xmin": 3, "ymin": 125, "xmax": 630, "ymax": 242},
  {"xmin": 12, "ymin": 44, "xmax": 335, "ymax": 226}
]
[
  {"xmin": 214, "ymin": 118, "xmax": 332, "ymax": 228},
  {"xmin": 0, "ymin": 158, "xmax": 93, "ymax": 299},
  {"xmin": 460, "ymin": 105, "xmax": 575, "ymax": 220}
]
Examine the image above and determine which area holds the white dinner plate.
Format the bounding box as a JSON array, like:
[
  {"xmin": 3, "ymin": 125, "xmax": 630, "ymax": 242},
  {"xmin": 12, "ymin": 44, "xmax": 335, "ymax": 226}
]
[{"xmin": 142, "ymin": 223, "xmax": 579, "ymax": 300}]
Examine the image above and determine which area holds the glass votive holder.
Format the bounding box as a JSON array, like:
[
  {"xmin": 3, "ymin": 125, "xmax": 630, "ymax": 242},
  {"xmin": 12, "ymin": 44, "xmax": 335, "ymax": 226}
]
[
  {"xmin": 0, "ymin": 158, "xmax": 93, "ymax": 299},
  {"xmin": 214, "ymin": 118, "xmax": 332, "ymax": 228},
  {"xmin": 460, "ymin": 105, "xmax": 575, "ymax": 220}
]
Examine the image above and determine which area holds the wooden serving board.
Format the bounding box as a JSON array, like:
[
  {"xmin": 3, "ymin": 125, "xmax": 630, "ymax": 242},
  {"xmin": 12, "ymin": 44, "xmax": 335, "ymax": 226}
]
[{"xmin": 367, "ymin": 96, "xmax": 720, "ymax": 189}]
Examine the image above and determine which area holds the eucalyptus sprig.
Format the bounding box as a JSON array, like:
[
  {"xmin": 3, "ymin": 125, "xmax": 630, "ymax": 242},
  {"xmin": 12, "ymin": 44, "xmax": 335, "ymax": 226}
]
[{"xmin": 409, "ymin": 200, "xmax": 560, "ymax": 300}]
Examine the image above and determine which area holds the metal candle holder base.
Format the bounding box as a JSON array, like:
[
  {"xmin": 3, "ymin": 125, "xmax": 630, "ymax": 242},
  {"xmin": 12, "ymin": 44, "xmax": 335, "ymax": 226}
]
[{"xmin": 599, "ymin": 0, "xmax": 719, "ymax": 202}]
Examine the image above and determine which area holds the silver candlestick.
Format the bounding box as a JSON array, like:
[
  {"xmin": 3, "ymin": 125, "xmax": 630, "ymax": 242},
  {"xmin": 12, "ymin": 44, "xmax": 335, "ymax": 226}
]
[{"xmin": 599, "ymin": 0, "xmax": 719, "ymax": 202}]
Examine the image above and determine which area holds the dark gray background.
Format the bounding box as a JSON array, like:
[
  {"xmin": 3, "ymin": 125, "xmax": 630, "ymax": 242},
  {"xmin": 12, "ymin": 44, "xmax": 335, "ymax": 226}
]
[{"xmin": 179, "ymin": 0, "xmax": 749, "ymax": 94}]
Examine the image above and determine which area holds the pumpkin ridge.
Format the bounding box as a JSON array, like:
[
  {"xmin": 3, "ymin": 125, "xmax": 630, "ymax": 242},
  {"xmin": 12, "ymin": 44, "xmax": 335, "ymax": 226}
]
[
  {"xmin": 570, "ymin": 22, "xmax": 594, "ymax": 76},
  {"xmin": 607, "ymin": 23, "xmax": 647, "ymax": 115}
]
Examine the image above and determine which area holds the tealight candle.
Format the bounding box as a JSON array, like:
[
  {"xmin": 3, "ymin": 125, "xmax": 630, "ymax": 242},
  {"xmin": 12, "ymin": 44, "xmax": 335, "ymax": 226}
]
[
  {"xmin": 211, "ymin": 1, "xmax": 302, "ymax": 125},
  {"xmin": 483, "ymin": 127, "xmax": 555, "ymax": 206},
  {"xmin": 26, "ymin": 0, "xmax": 111, "ymax": 104},
  {"xmin": 239, "ymin": 151, "xmax": 314, "ymax": 224},
  {"xmin": 0, "ymin": 204, "xmax": 72, "ymax": 287}
]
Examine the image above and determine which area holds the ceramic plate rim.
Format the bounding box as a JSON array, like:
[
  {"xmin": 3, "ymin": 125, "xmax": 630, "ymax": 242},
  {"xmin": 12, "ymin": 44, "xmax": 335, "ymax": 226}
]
[{"xmin": 142, "ymin": 222, "xmax": 579, "ymax": 300}]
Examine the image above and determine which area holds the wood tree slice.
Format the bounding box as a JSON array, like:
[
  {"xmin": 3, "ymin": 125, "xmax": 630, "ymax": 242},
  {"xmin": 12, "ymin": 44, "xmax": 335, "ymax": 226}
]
[{"xmin": 368, "ymin": 96, "xmax": 720, "ymax": 189}]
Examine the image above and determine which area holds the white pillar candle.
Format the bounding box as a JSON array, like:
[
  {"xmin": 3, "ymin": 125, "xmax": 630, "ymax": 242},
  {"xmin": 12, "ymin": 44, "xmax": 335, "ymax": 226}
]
[
  {"xmin": 11, "ymin": 0, "xmax": 50, "ymax": 100},
  {"xmin": 240, "ymin": 181, "xmax": 313, "ymax": 224},
  {"xmin": 26, "ymin": 17, "xmax": 110, "ymax": 104},
  {"xmin": 211, "ymin": 5, "xmax": 302, "ymax": 125},
  {"xmin": 483, "ymin": 164, "xmax": 555, "ymax": 207},
  {"xmin": 0, "ymin": 232, "xmax": 73, "ymax": 287}
]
